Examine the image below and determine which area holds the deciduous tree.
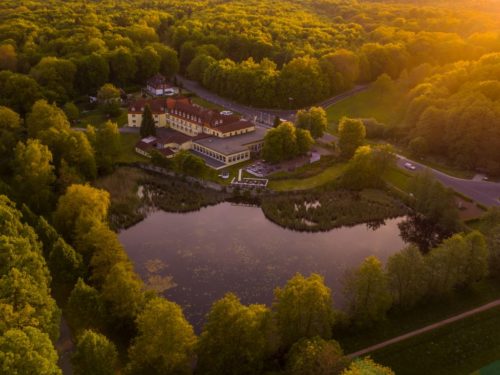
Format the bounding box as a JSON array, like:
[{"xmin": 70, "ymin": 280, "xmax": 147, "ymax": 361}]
[
  {"xmin": 296, "ymin": 107, "xmax": 328, "ymax": 139},
  {"xmin": 72, "ymin": 330, "xmax": 118, "ymax": 375},
  {"xmin": 127, "ymin": 297, "xmax": 196, "ymax": 375},
  {"xmin": 13, "ymin": 139, "xmax": 56, "ymax": 214},
  {"xmin": 286, "ymin": 337, "xmax": 348, "ymax": 375},
  {"xmin": 273, "ymin": 273, "xmax": 335, "ymax": 349},
  {"xmin": 338, "ymin": 117, "xmax": 366, "ymax": 159},
  {"xmin": 344, "ymin": 256, "xmax": 392, "ymax": 326},
  {"xmin": 140, "ymin": 104, "xmax": 156, "ymax": 138},
  {"xmin": 386, "ymin": 245, "xmax": 426, "ymax": 308},
  {"xmin": 197, "ymin": 293, "xmax": 275, "ymax": 375},
  {"xmin": 0, "ymin": 327, "xmax": 61, "ymax": 375}
]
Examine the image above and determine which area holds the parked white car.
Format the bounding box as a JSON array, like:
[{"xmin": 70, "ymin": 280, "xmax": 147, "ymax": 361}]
[{"xmin": 404, "ymin": 162, "xmax": 417, "ymax": 171}]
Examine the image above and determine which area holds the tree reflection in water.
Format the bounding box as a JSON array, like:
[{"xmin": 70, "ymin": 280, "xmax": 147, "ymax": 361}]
[{"xmin": 398, "ymin": 214, "xmax": 454, "ymax": 253}]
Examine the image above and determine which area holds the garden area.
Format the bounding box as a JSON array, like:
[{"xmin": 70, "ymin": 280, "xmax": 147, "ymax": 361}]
[{"xmin": 261, "ymin": 188, "xmax": 407, "ymax": 231}]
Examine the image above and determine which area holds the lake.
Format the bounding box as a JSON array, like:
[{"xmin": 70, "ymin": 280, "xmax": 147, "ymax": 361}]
[{"xmin": 119, "ymin": 202, "xmax": 406, "ymax": 330}]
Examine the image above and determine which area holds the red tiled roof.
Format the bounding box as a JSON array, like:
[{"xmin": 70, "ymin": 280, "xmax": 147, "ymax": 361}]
[
  {"xmin": 135, "ymin": 140, "xmax": 155, "ymax": 152},
  {"xmin": 128, "ymin": 98, "xmax": 166, "ymax": 114},
  {"xmin": 166, "ymin": 96, "xmax": 191, "ymax": 109},
  {"xmin": 156, "ymin": 128, "xmax": 192, "ymax": 145},
  {"xmin": 168, "ymin": 99, "xmax": 241, "ymax": 129},
  {"xmin": 216, "ymin": 120, "xmax": 255, "ymax": 134},
  {"xmin": 159, "ymin": 148, "xmax": 175, "ymax": 157}
]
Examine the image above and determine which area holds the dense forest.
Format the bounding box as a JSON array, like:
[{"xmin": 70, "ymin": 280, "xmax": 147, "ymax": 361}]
[
  {"xmin": 2, "ymin": 0, "xmax": 500, "ymax": 373},
  {"xmin": 0, "ymin": 0, "xmax": 499, "ymax": 109}
]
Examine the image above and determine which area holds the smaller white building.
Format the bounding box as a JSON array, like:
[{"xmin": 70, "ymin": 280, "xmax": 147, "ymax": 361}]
[{"xmin": 146, "ymin": 74, "xmax": 179, "ymax": 96}]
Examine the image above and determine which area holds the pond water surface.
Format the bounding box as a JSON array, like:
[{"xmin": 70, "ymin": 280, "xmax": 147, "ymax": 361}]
[{"xmin": 119, "ymin": 202, "xmax": 406, "ymax": 330}]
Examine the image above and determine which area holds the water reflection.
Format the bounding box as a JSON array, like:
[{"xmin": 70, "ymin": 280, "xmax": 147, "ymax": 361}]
[{"xmin": 119, "ymin": 203, "xmax": 406, "ymax": 330}]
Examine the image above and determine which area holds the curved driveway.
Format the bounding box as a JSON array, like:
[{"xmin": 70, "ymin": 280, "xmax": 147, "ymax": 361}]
[
  {"xmin": 176, "ymin": 75, "xmax": 368, "ymax": 125},
  {"xmin": 397, "ymin": 156, "xmax": 500, "ymax": 207},
  {"xmin": 119, "ymin": 79, "xmax": 500, "ymax": 207}
]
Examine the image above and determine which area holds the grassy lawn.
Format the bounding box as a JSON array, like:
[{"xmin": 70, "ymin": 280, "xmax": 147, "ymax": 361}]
[
  {"xmin": 78, "ymin": 108, "xmax": 128, "ymax": 128},
  {"xmin": 326, "ymin": 86, "xmax": 404, "ymax": 131},
  {"xmin": 268, "ymin": 163, "xmax": 346, "ymax": 191},
  {"xmin": 338, "ymin": 278, "xmax": 500, "ymax": 356},
  {"xmin": 215, "ymin": 160, "xmax": 254, "ymax": 185},
  {"xmin": 369, "ymin": 303, "xmax": 500, "ymax": 375},
  {"xmin": 383, "ymin": 166, "xmax": 412, "ymax": 193},
  {"xmin": 117, "ymin": 133, "xmax": 149, "ymax": 164},
  {"xmin": 191, "ymin": 96, "xmax": 224, "ymax": 111}
]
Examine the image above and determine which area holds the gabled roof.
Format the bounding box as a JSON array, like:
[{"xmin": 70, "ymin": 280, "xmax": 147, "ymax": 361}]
[
  {"xmin": 167, "ymin": 98, "xmax": 241, "ymax": 129},
  {"xmin": 128, "ymin": 98, "xmax": 166, "ymax": 114},
  {"xmin": 215, "ymin": 120, "xmax": 255, "ymax": 134}
]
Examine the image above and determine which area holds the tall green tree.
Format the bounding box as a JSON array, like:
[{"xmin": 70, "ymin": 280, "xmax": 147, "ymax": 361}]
[
  {"xmin": 140, "ymin": 104, "xmax": 156, "ymax": 138},
  {"xmin": 338, "ymin": 117, "xmax": 366, "ymax": 159},
  {"xmin": 460, "ymin": 231, "xmax": 489, "ymax": 286},
  {"xmin": 152, "ymin": 43, "xmax": 180, "ymax": 79},
  {"xmin": 75, "ymin": 53, "xmax": 110, "ymax": 95},
  {"xmin": 53, "ymin": 184, "xmax": 110, "ymax": 242},
  {"xmin": 109, "ymin": 47, "xmax": 137, "ymax": 87},
  {"xmin": 48, "ymin": 238, "xmax": 83, "ymax": 294},
  {"xmin": 340, "ymin": 144, "xmax": 395, "ymax": 190},
  {"xmin": 409, "ymin": 172, "xmax": 461, "ymax": 237},
  {"xmin": 286, "ymin": 337, "xmax": 348, "ymax": 375},
  {"xmin": 29, "ymin": 56, "xmax": 76, "ymax": 103},
  {"xmin": 386, "ymin": 245, "xmax": 426, "ymax": 308},
  {"xmin": 97, "ymin": 83, "xmax": 121, "ymax": 117},
  {"xmin": 0, "ymin": 327, "xmax": 61, "ymax": 375},
  {"xmin": 296, "ymin": 128, "xmax": 314, "ymax": 156},
  {"xmin": 172, "ymin": 150, "xmax": 206, "ymax": 177},
  {"xmin": 101, "ymin": 262, "xmax": 145, "ymax": 330},
  {"xmin": 273, "ymin": 273, "xmax": 335, "ymax": 349},
  {"xmin": 424, "ymin": 234, "xmax": 465, "ymax": 295},
  {"xmin": 127, "ymin": 297, "xmax": 196, "ymax": 375},
  {"xmin": 197, "ymin": 293, "xmax": 276, "ymax": 375},
  {"xmin": 13, "ymin": 139, "xmax": 56, "ymax": 214},
  {"xmin": 94, "ymin": 121, "xmax": 121, "ymax": 174},
  {"xmin": 0, "ymin": 71, "xmax": 44, "ymax": 115},
  {"xmin": 344, "ymin": 256, "xmax": 392, "ymax": 326},
  {"xmin": 0, "ymin": 268, "xmax": 61, "ymax": 341},
  {"xmin": 136, "ymin": 46, "xmax": 161, "ymax": 82},
  {"xmin": 341, "ymin": 357, "xmax": 394, "ymax": 375},
  {"xmin": 26, "ymin": 99, "xmax": 70, "ymax": 139},
  {"xmin": 72, "ymin": 330, "xmax": 118, "ymax": 375},
  {"xmin": 296, "ymin": 107, "xmax": 328, "ymax": 139},
  {"xmin": 0, "ymin": 44, "xmax": 17, "ymax": 72},
  {"xmin": 67, "ymin": 279, "xmax": 105, "ymax": 334},
  {"xmin": 0, "ymin": 106, "xmax": 21, "ymax": 171}
]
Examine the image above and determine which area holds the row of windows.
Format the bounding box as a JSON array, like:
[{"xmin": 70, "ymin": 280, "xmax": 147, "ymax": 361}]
[
  {"xmin": 228, "ymin": 152, "xmax": 249, "ymax": 163},
  {"xmin": 193, "ymin": 144, "xmax": 226, "ymax": 162},
  {"xmin": 171, "ymin": 110, "xmax": 201, "ymax": 123},
  {"xmin": 222, "ymin": 128, "xmax": 252, "ymax": 138},
  {"xmin": 192, "ymin": 144, "xmax": 249, "ymax": 164}
]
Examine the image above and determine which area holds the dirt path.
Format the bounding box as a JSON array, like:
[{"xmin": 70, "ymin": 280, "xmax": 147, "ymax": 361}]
[{"xmin": 348, "ymin": 299, "xmax": 500, "ymax": 358}]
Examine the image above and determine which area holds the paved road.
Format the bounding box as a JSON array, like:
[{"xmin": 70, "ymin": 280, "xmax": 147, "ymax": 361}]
[
  {"xmin": 348, "ymin": 299, "xmax": 500, "ymax": 358},
  {"xmin": 396, "ymin": 156, "xmax": 500, "ymax": 207},
  {"xmin": 176, "ymin": 75, "xmax": 368, "ymax": 126}
]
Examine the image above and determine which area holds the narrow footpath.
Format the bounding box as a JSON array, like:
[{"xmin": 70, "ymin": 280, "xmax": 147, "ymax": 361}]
[{"xmin": 348, "ymin": 299, "xmax": 500, "ymax": 358}]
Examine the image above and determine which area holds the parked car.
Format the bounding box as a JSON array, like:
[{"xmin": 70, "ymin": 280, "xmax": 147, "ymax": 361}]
[{"xmin": 404, "ymin": 162, "xmax": 417, "ymax": 170}]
